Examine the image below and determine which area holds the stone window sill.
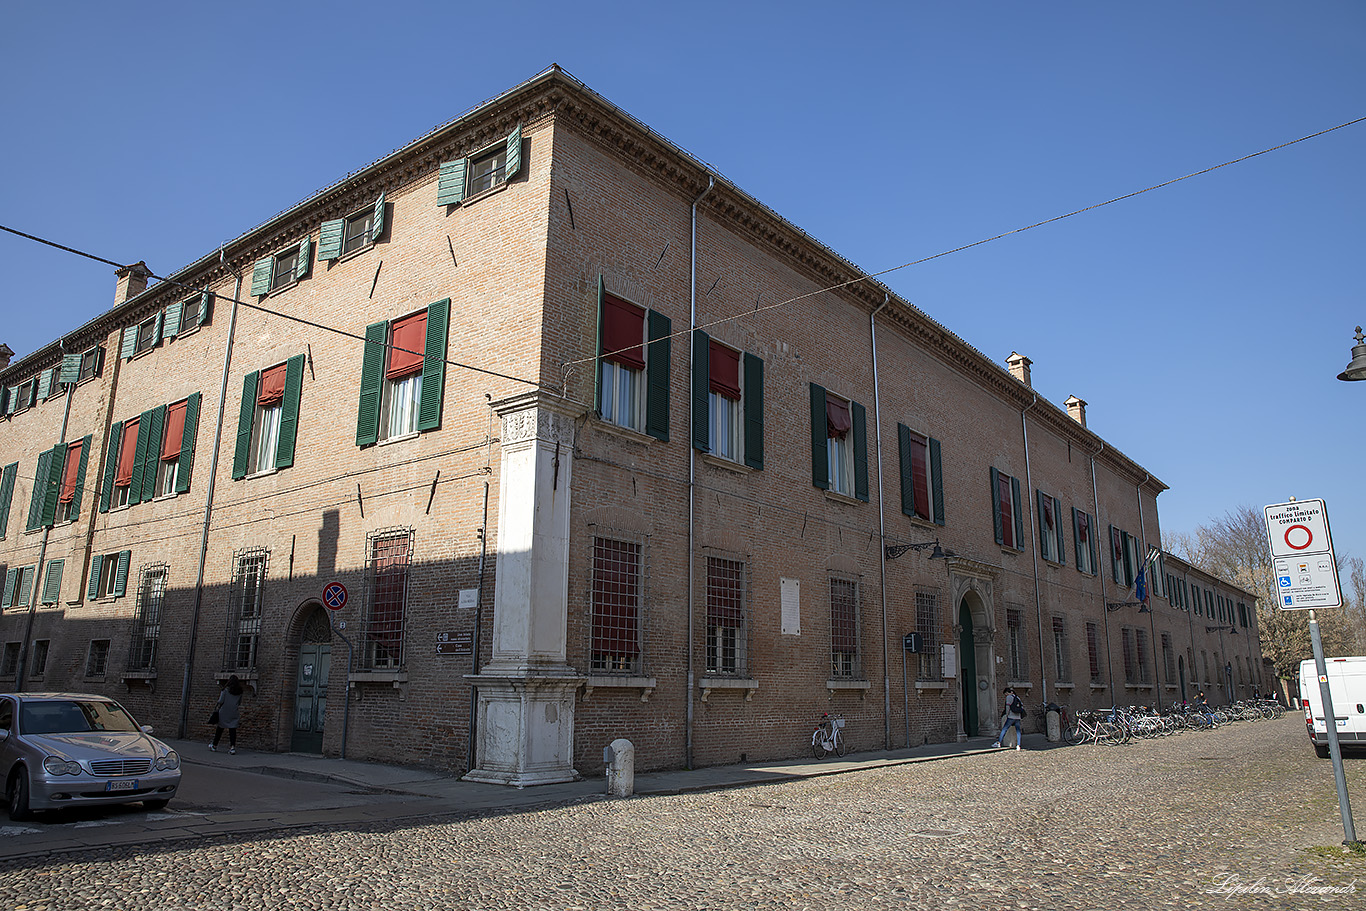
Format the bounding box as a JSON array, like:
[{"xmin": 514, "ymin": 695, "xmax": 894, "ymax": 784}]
[
  {"xmin": 699, "ymin": 677, "xmax": 758, "ymax": 702},
  {"xmin": 582, "ymin": 675, "xmax": 656, "ymax": 702}
]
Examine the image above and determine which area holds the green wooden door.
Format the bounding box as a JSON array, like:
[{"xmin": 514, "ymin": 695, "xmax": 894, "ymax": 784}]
[
  {"xmin": 959, "ymin": 600, "xmax": 978, "ymax": 737},
  {"xmin": 291, "ymin": 636, "xmax": 330, "ymax": 753}
]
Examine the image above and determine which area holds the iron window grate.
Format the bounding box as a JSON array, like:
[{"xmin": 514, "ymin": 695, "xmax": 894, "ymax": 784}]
[
  {"xmin": 362, "ymin": 528, "xmax": 413, "ymax": 670},
  {"xmin": 223, "ymin": 548, "xmax": 268, "ymax": 672},
  {"xmin": 588, "ymin": 530, "xmax": 647, "ymax": 676},
  {"xmin": 127, "ymin": 563, "xmax": 167, "ymax": 670},
  {"xmin": 705, "ymin": 553, "xmax": 749, "ymax": 678}
]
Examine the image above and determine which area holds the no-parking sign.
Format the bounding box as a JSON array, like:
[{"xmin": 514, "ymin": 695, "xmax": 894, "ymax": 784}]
[{"xmin": 322, "ymin": 581, "xmax": 348, "ymax": 611}]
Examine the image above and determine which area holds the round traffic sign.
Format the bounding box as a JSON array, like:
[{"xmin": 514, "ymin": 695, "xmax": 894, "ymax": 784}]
[
  {"xmin": 323, "ymin": 582, "xmax": 348, "ymax": 611},
  {"xmin": 1284, "ymin": 525, "xmax": 1313, "ymax": 551}
]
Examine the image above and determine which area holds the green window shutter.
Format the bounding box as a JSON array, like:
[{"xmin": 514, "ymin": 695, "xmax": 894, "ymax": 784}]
[
  {"xmin": 810, "ymin": 384, "xmax": 828, "ymax": 490},
  {"xmin": 87, "ymin": 554, "xmax": 103, "ymax": 600},
  {"xmin": 691, "ymin": 330, "xmax": 710, "ymax": 452},
  {"xmin": 372, "ymin": 191, "xmax": 386, "ymax": 241},
  {"xmin": 645, "ymin": 311, "xmax": 671, "ymax": 442},
  {"xmin": 852, "ymin": 401, "xmax": 868, "ymax": 502},
  {"xmin": 93, "ymin": 346, "xmax": 106, "ymax": 377},
  {"xmin": 990, "ymin": 467, "xmax": 1003, "ymax": 545},
  {"xmin": 120, "ymin": 326, "xmax": 139, "ymax": 360},
  {"xmin": 100, "ymin": 421, "xmax": 122, "ymax": 513},
  {"xmin": 898, "ymin": 423, "xmax": 915, "ymax": 518},
  {"xmin": 417, "ymin": 299, "xmax": 450, "ymax": 432},
  {"xmin": 15, "ymin": 567, "xmax": 33, "ymax": 608},
  {"xmin": 0, "ymin": 461, "xmax": 16, "ymax": 536},
  {"xmin": 26, "ymin": 449, "xmax": 51, "ymax": 530},
  {"xmin": 232, "ymin": 372, "xmax": 259, "ymax": 479},
  {"xmin": 60, "ymin": 354, "xmax": 81, "ymax": 384},
  {"xmin": 1054, "ymin": 497, "xmax": 1066, "ymax": 564},
  {"xmin": 113, "ymin": 550, "xmax": 131, "ymax": 598},
  {"xmin": 128, "ymin": 410, "xmax": 153, "ymax": 505},
  {"xmin": 251, "ymin": 257, "xmax": 274, "ymax": 295},
  {"xmin": 35, "ymin": 370, "xmax": 50, "ymax": 401},
  {"xmin": 356, "ymin": 323, "xmax": 388, "ymax": 446},
  {"xmin": 438, "ymin": 158, "xmax": 468, "ymax": 205},
  {"xmin": 318, "ymin": 219, "xmax": 344, "ymax": 261},
  {"xmin": 176, "ymin": 393, "xmax": 201, "ymax": 494},
  {"xmin": 929, "ymin": 438, "xmax": 944, "ymax": 526},
  {"xmin": 1072, "ymin": 508, "xmax": 1083, "ymax": 570},
  {"xmin": 1089, "ymin": 515, "xmax": 1098, "ymax": 575},
  {"xmin": 164, "ymin": 300, "xmax": 183, "ymax": 339},
  {"xmin": 40, "ymin": 444, "xmax": 63, "ymax": 527},
  {"xmin": 199, "ymin": 292, "xmax": 214, "ymax": 328},
  {"xmin": 1011, "ymin": 476, "xmax": 1023, "ymax": 551},
  {"xmin": 504, "ymin": 124, "xmax": 522, "ymax": 181},
  {"xmin": 1, "ymin": 568, "xmax": 15, "ymax": 609},
  {"xmin": 275, "ymin": 355, "xmax": 305, "ymax": 468},
  {"xmin": 42, "ymin": 559, "xmax": 63, "ymax": 604},
  {"xmin": 743, "ymin": 353, "xmax": 764, "ymax": 470},
  {"xmin": 593, "ymin": 276, "xmax": 605, "ymax": 415},
  {"xmin": 150, "ymin": 310, "xmax": 164, "ymax": 348},
  {"xmin": 68, "ymin": 435, "xmax": 92, "ymax": 517},
  {"xmin": 1037, "ymin": 489, "xmax": 1049, "ymax": 558},
  {"xmin": 1109, "ymin": 525, "xmax": 1120, "ymax": 583},
  {"xmin": 296, "ymin": 237, "xmax": 312, "ymax": 280},
  {"xmin": 1, "ymin": 386, "xmax": 11, "ymax": 415},
  {"xmin": 139, "ymin": 406, "xmax": 166, "ymax": 501}
]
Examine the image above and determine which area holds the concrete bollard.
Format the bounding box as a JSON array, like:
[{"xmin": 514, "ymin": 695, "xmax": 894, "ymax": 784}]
[
  {"xmin": 604, "ymin": 738, "xmax": 635, "ymax": 797},
  {"xmin": 1046, "ymin": 707, "xmax": 1062, "ymax": 742}
]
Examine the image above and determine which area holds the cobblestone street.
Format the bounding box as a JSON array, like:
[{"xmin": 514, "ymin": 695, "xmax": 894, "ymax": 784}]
[{"xmin": 4, "ymin": 717, "xmax": 1363, "ymax": 910}]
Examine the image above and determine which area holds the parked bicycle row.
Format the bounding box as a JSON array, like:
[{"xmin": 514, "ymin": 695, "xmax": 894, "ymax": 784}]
[{"xmin": 1057, "ymin": 698, "xmax": 1285, "ymax": 745}]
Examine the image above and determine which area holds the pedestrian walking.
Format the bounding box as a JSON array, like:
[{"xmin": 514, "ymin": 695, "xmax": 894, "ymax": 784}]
[
  {"xmin": 992, "ymin": 686, "xmax": 1026, "ymax": 750},
  {"xmin": 210, "ymin": 675, "xmax": 245, "ymax": 754}
]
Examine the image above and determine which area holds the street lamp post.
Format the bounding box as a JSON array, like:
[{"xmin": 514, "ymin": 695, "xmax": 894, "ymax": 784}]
[{"xmin": 1337, "ymin": 326, "xmax": 1366, "ymax": 382}]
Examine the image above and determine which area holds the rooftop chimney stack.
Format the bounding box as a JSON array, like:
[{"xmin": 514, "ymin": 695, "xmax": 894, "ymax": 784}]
[
  {"xmin": 0, "ymin": 344, "xmax": 13, "ymax": 370},
  {"xmin": 1065, "ymin": 395, "xmax": 1088, "ymax": 428},
  {"xmin": 1005, "ymin": 351, "xmax": 1032, "ymax": 387},
  {"xmin": 115, "ymin": 261, "xmax": 152, "ymax": 304}
]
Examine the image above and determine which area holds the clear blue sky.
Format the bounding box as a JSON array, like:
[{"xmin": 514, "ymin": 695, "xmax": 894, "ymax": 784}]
[{"xmin": 3, "ymin": 2, "xmax": 1363, "ymax": 566}]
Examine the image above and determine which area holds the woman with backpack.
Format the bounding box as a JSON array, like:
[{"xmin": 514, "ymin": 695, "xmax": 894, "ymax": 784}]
[{"xmin": 992, "ymin": 686, "xmax": 1026, "ymax": 750}]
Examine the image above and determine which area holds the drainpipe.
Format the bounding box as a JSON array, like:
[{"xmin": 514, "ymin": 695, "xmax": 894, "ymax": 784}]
[
  {"xmin": 15, "ymin": 339, "xmax": 76, "ymax": 692},
  {"xmin": 1089, "ymin": 443, "xmax": 1116, "ymax": 697},
  {"xmin": 686, "ymin": 175, "xmax": 713, "ymax": 770},
  {"xmin": 178, "ymin": 269, "xmax": 242, "ymax": 738},
  {"xmin": 870, "ymin": 294, "xmax": 890, "ymax": 750},
  {"xmin": 1135, "ymin": 474, "xmax": 1161, "ymax": 709},
  {"xmin": 1020, "ymin": 394, "xmax": 1048, "ymax": 706}
]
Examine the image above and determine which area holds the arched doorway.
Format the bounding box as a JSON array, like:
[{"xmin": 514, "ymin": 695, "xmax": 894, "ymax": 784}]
[
  {"xmin": 959, "ymin": 600, "xmax": 978, "ymax": 736},
  {"xmin": 291, "ymin": 606, "xmax": 331, "ymax": 753}
]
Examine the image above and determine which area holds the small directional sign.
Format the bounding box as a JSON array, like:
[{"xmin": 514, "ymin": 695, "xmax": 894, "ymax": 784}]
[
  {"xmin": 322, "ymin": 582, "xmax": 348, "ymax": 611},
  {"xmin": 436, "ymin": 631, "xmax": 473, "ymax": 657}
]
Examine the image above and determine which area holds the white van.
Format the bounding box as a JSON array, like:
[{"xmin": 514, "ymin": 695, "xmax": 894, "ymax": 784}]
[{"xmin": 1299, "ymin": 656, "xmax": 1366, "ymax": 758}]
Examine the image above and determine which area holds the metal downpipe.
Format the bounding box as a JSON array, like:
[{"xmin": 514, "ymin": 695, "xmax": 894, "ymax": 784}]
[
  {"xmin": 686, "ymin": 175, "xmax": 713, "ymax": 770},
  {"xmin": 870, "ymin": 295, "xmax": 891, "ymax": 750},
  {"xmin": 1021, "ymin": 394, "xmax": 1048, "ymax": 706}
]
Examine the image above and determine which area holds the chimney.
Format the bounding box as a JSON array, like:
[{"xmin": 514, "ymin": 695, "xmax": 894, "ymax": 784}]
[
  {"xmin": 0, "ymin": 344, "xmax": 12, "ymax": 370},
  {"xmin": 115, "ymin": 261, "xmax": 152, "ymax": 304},
  {"xmin": 1065, "ymin": 395, "xmax": 1087, "ymax": 428},
  {"xmin": 1005, "ymin": 351, "xmax": 1032, "ymax": 387}
]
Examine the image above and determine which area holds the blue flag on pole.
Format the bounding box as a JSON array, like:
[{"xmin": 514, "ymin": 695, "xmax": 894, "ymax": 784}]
[{"xmin": 1134, "ymin": 566, "xmax": 1147, "ymax": 603}]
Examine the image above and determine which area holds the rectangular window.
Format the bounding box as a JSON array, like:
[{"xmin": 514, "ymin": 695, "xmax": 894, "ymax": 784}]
[
  {"xmin": 897, "ymin": 425, "xmax": 944, "ymax": 525},
  {"xmin": 156, "ymin": 399, "xmax": 187, "ymax": 497},
  {"xmin": 1007, "ymin": 608, "xmax": 1026, "ymax": 679},
  {"xmin": 600, "ymin": 293, "xmax": 646, "ymax": 432},
  {"xmin": 826, "ymin": 395, "xmax": 855, "ymax": 496},
  {"xmin": 916, "ymin": 591, "xmax": 940, "ymax": 680},
  {"xmin": 77, "ymin": 346, "xmax": 103, "ymax": 383},
  {"xmin": 1086, "ymin": 622, "xmax": 1102, "ymax": 684},
  {"xmin": 364, "ymin": 530, "xmax": 411, "ymax": 670},
  {"xmin": 1037, "ymin": 491, "xmax": 1065, "ymax": 563},
  {"xmin": 590, "ymin": 535, "xmax": 643, "ymax": 674},
  {"xmin": 5, "ymin": 566, "xmax": 35, "ymax": 609},
  {"xmin": 30, "ymin": 640, "xmax": 48, "ymax": 678},
  {"xmin": 40, "ymin": 559, "xmax": 63, "ymax": 605},
  {"xmin": 437, "ymin": 124, "xmax": 521, "ymax": 205},
  {"xmin": 707, "ymin": 339, "xmax": 742, "ymax": 462},
  {"xmin": 1, "ymin": 643, "xmax": 18, "ymax": 677},
  {"xmin": 135, "ymin": 314, "xmax": 160, "ymax": 355},
  {"xmin": 178, "ymin": 294, "xmax": 201, "ymax": 333},
  {"xmin": 88, "ymin": 551, "xmax": 129, "ymax": 601},
  {"xmin": 128, "ymin": 564, "xmax": 167, "ymax": 671},
  {"xmin": 55, "ymin": 438, "xmax": 85, "ymax": 523},
  {"xmin": 1111, "ymin": 527, "xmax": 1136, "ymax": 586},
  {"xmin": 991, "ymin": 468, "xmax": 1023, "ymax": 550},
  {"xmin": 809, "ymin": 384, "xmax": 867, "ymax": 501},
  {"xmin": 468, "ymin": 144, "xmax": 508, "ymax": 196},
  {"xmin": 85, "ymin": 640, "xmax": 110, "ymax": 677},
  {"xmin": 705, "ymin": 556, "xmax": 747, "ymax": 677},
  {"xmin": 234, "ymin": 356, "xmax": 304, "ymax": 479},
  {"xmin": 226, "ymin": 549, "xmax": 267, "ymax": 671},
  {"xmin": 321, "ymin": 195, "xmax": 385, "ymax": 261},
  {"xmin": 1136, "ymin": 629, "xmax": 1150, "ymax": 684},
  {"xmin": 1052, "ymin": 616, "xmax": 1071, "ymax": 683},
  {"xmin": 692, "ymin": 333, "xmax": 765, "ymax": 470},
  {"xmin": 1121, "ymin": 627, "xmax": 1136, "ymax": 684},
  {"xmin": 829, "ymin": 577, "xmax": 860, "ymax": 679},
  {"xmin": 343, "ymin": 207, "xmax": 375, "ymax": 255},
  {"xmin": 113, "ymin": 418, "xmax": 140, "ymax": 508},
  {"xmin": 252, "ymin": 364, "xmax": 287, "ymax": 473},
  {"xmin": 357, "ymin": 301, "xmax": 449, "ymax": 447},
  {"xmin": 1162, "ymin": 632, "xmax": 1176, "ymax": 684},
  {"xmin": 1073, "ymin": 508, "xmax": 1095, "ymax": 574},
  {"xmin": 251, "ymin": 238, "xmax": 310, "ymax": 295},
  {"xmin": 272, "ymin": 248, "xmax": 299, "ymax": 291}
]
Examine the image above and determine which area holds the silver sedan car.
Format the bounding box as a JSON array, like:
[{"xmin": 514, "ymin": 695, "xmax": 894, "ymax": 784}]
[{"xmin": 2, "ymin": 692, "xmax": 180, "ymax": 820}]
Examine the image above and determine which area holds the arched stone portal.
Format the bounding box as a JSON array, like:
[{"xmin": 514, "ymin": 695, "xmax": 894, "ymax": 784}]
[
  {"xmin": 949, "ymin": 562, "xmax": 996, "ymax": 741},
  {"xmin": 289, "ymin": 602, "xmax": 332, "ymax": 753}
]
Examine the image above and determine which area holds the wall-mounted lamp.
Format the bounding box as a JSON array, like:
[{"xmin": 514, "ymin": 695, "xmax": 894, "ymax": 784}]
[{"xmin": 885, "ymin": 539, "xmax": 948, "ymax": 561}]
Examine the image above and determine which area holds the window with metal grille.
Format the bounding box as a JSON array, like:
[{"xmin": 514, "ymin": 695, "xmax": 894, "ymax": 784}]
[
  {"xmin": 225, "ymin": 548, "xmax": 267, "ymax": 672},
  {"xmin": 30, "ymin": 640, "xmax": 48, "ymax": 677},
  {"xmin": 1136, "ymin": 629, "xmax": 1150, "ymax": 684},
  {"xmin": 1052, "ymin": 616, "xmax": 1071, "ymax": 683},
  {"xmin": 590, "ymin": 535, "xmax": 643, "ymax": 674},
  {"xmin": 1086, "ymin": 622, "xmax": 1102, "ymax": 683},
  {"xmin": 829, "ymin": 576, "xmax": 860, "ymax": 679},
  {"xmin": 1162, "ymin": 633, "xmax": 1176, "ymax": 684},
  {"xmin": 1, "ymin": 642, "xmax": 18, "ymax": 676},
  {"xmin": 1007, "ymin": 608, "xmax": 1026, "ymax": 680},
  {"xmin": 705, "ymin": 555, "xmax": 748, "ymax": 677},
  {"xmin": 1121, "ymin": 627, "xmax": 1136, "ymax": 684},
  {"xmin": 915, "ymin": 591, "xmax": 940, "ymax": 680},
  {"xmin": 364, "ymin": 529, "xmax": 412, "ymax": 670},
  {"xmin": 85, "ymin": 639, "xmax": 110, "ymax": 677},
  {"xmin": 127, "ymin": 564, "xmax": 167, "ymax": 670}
]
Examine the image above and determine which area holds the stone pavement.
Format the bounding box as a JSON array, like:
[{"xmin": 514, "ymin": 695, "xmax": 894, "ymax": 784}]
[{"xmin": 0, "ymin": 731, "xmax": 1039, "ymax": 860}]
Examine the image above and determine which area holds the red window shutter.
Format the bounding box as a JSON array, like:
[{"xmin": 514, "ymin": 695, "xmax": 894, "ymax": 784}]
[
  {"xmin": 601, "ymin": 295, "xmax": 645, "ymax": 370},
  {"xmin": 386, "ymin": 312, "xmax": 427, "ymax": 379},
  {"xmin": 257, "ymin": 364, "xmax": 288, "ymax": 407},
  {"xmin": 59, "ymin": 441, "xmax": 84, "ymax": 503},
  {"xmin": 910, "ymin": 435, "xmax": 929, "ymax": 520},
  {"xmin": 825, "ymin": 397, "xmax": 851, "ymax": 439},
  {"xmin": 115, "ymin": 420, "xmax": 140, "ymax": 487},
  {"xmin": 162, "ymin": 400, "xmax": 188, "ymax": 461},
  {"xmin": 707, "ymin": 340, "xmax": 741, "ymax": 400}
]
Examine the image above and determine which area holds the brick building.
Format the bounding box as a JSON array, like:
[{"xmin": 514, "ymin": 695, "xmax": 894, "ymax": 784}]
[{"xmin": 0, "ymin": 67, "xmax": 1262, "ymax": 783}]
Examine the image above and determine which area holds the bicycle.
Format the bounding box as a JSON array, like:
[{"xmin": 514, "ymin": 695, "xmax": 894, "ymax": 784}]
[{"xmin": 811, "ymin": 713, "xmax": 847, "ymax": 759}]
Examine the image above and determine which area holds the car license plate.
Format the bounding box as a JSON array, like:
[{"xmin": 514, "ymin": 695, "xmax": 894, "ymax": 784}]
[{"xmin": 105, "ymin": 779, "xmax": 137, "ymax": 792}]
